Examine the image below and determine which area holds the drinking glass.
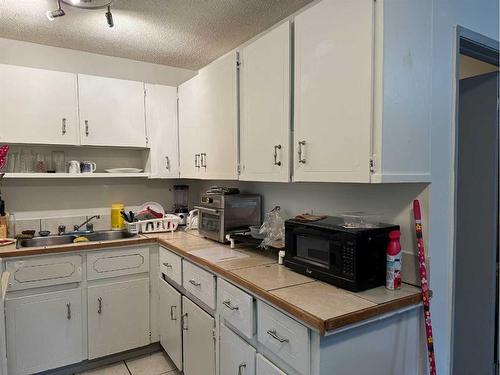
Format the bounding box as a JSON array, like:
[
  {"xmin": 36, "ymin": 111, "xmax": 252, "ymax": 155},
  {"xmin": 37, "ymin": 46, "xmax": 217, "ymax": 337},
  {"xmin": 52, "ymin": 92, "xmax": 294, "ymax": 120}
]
[{"xmin": 51, "ymin": 151, "xmax": 65, "ymax": 173}]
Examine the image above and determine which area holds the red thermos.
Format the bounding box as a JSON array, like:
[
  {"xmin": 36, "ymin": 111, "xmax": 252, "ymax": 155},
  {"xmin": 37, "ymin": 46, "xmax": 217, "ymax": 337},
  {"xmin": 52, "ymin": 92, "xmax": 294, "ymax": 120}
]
[{"xmin": 386, "ymin": 230, "xmax": 402, "ymax": 290}]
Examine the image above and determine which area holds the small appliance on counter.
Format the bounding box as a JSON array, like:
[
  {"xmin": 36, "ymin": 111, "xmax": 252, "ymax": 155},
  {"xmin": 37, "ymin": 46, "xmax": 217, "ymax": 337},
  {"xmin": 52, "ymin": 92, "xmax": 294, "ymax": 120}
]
[
  {"xmin": 173, "ymin": 185, "xmax": 189, "ymax": 225},
  {"xmin": 196, "ymin": 192, "xmax": 261, "ymax": 243},
  {"xmin": 284, "ymin": 216, "xmax": 399, "ymax": 292}
]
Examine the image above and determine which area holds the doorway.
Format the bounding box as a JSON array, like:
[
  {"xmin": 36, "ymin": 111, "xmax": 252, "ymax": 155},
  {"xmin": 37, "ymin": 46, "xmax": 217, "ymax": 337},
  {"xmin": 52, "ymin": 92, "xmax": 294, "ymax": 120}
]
[{"xmin": 452, "ymin": 27, "xmax": 499, "ymax": 375}]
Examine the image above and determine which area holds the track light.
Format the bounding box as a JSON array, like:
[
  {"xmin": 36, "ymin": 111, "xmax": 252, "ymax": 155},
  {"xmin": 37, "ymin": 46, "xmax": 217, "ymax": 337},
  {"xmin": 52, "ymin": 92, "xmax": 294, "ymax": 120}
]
[
  {"xmin": 46, "ymin": 0, "xmax": 65, "ymax": 21},
  {"xmin": 105, "ymin": 5, "xmax": 114, "ymax": 28},
  {"xmin": 46, "ymin": 0, "xmax": 115, "ymax": 27}
]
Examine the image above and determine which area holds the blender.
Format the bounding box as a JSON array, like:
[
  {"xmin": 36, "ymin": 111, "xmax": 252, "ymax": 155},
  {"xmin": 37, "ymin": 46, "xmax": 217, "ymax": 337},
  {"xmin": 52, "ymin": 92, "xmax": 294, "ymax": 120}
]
[{"xmin": 173, "ymin": 185, "xmax": 189, "ymax": 225}]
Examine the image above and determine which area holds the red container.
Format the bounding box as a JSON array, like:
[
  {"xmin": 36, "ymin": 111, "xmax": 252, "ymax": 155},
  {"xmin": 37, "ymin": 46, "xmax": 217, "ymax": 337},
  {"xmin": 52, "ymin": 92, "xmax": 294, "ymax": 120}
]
[{"xmin": 386, "ymin": 230, "xmax": 402, "ymax": 290}]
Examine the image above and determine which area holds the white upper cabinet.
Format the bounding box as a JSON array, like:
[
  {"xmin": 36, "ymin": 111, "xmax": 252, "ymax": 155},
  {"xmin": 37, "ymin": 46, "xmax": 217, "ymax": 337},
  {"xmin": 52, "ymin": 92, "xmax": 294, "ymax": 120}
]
[
  {"xmin": 294, "ymin": 0, "xmax": 432, "ymax": 183},
  {"xmin": 294, "ymin": 0, "xmax": 374, "ymax": 183},
  {"xmin": 145, "ymin": 84, "xmax": 179, "ymax": 178},
  {"xmin": 0, "ymin": 64, "xmax": 78, "ymax": 145},
  {"xmin": 239, "ymin": 22, "xmax": 291, "ymax": 182},
  {"xmin": 179, "ymin": 52, "xmax": 238, "ymax": 180},
  {"xmin": 178, "ymin": 73, "xmax": 203, "ymax": 179},
  {"xmin": 78, "ymin": 74, "xmax": 147, "ymax": 148}
]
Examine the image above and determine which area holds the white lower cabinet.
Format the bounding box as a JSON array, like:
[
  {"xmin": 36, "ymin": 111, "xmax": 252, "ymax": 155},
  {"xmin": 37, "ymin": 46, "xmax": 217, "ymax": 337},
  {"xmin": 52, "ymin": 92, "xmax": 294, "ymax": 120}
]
[
  {"xmin": 5, "ymin": 288, "xmax": 83, "ymax": 375},
  {"xmin": 159, "ymin": 277, "xmax": 183, "ymax": 371},
  {"xmin": 182, "ymin": 296, "xmax": 216, "ymax": 375},
  {"xmin": 256, "ymin": 354, "xmax": 287, "ymax": 375},
  {"xmin": 220, "ymin": 324, "xmax": 256, "ymax": 375},
  {"xmin": 87, "ymin": 278, "xmax": 150, "ymax": 359}
]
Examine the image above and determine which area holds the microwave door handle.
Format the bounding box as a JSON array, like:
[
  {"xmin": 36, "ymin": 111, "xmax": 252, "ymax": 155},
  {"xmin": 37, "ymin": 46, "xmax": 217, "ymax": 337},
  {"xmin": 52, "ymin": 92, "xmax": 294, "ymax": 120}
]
[{"xmin": 194, "ymin": 206, "xmax": 220, "ymax": 215}]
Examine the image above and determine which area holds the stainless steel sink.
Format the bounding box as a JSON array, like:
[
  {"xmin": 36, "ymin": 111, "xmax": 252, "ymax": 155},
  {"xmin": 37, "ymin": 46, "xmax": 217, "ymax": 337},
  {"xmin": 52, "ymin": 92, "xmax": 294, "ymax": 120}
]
[
  {"xmin": 16, "ymin": 230, "xmax": 137, "ymax": 249},
  {"xmin": 17, "ymin": 235, "xmax": 76, "ymax": 248},
  {"xmin": 84, "ymin": 230, "xmax": 137, "ymax": 242}
]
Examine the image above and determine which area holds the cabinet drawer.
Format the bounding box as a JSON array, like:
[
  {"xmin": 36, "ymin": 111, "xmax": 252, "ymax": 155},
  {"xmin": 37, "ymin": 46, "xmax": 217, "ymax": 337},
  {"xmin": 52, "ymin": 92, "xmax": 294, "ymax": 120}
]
[
  {"xmin": 218, "ymin": 278, "xmax": 254, "ymax": 339},
  {"xmin": 6, "ymin": 254, "xmax": 82, "ymax": 291},
  {"xmin": 256, "ymin": 354, "xmax": 287, "ymax": 375},
  {"xmin": 220, "ymin": 324, "xmax": 256, "ymax": 375},
  {"xmin": 159, "ymin": 246, "xmax": 182, "ymax": 286},
  {"xmin": 257, "ymin": 301, "xmax": 310, "ymax": 375},
  {"xmin": 182, "ymin": 260, "xmax": 216, "ymax": 309},
  {"xmin": 87, "ymin": 247, "xmax": 149, "ymax": 280}
]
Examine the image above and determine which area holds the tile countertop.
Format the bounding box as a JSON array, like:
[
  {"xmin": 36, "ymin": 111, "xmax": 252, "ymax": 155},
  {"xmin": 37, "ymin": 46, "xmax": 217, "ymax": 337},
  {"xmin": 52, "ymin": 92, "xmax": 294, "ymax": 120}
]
[{"xmin": 0, "ymin": 230, "xmax": 422, "ymax": 335}]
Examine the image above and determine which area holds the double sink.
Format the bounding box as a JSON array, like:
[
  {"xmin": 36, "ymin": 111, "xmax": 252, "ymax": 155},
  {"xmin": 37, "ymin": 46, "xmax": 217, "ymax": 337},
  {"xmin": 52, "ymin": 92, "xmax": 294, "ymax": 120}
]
[{"xmin": 17, "ymin": 230, "xmax": 137, "ymax": 249}]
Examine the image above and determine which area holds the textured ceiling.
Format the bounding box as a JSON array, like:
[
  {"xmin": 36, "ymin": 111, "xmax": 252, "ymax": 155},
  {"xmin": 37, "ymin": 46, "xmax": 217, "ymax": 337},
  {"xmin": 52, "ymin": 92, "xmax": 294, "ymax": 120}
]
[{"xmin": 0, "ymin": 0, "xmax": 314, "ymax": 70}]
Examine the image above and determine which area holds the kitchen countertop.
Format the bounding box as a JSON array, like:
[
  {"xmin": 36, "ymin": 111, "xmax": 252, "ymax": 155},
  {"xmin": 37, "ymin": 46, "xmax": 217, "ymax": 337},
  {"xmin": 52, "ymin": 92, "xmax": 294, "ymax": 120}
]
[{"xmin": 0, "ymin": 230, "xmax": 422, "ymax": 335}]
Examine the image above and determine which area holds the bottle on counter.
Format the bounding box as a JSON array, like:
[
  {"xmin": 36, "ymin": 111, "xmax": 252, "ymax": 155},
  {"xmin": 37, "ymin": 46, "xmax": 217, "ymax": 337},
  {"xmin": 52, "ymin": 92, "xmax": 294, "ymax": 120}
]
[
  {"xmin": 386, "ymin": 230, "xmax": 402, "ymax": 290},
  {"xmin": 8, "ymin": 212, "xmax": 15, "ymax": 238},
  {"xmin": 111, "ymin": 203, "xmax": 125, "ymax": 231}
]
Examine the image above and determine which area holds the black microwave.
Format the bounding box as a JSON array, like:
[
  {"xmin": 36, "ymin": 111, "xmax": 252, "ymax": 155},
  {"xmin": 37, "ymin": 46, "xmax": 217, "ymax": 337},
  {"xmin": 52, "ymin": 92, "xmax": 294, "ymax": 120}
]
[{"xmin": 284, "ymin": 216, "xmax": 399, "ymax": 292}]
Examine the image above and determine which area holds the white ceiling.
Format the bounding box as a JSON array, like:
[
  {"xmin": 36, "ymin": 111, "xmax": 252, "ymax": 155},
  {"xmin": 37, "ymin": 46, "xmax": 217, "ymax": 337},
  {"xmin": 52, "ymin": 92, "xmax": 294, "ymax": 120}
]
[{"xmin": 0, "ymin": 0, "xmax": 314, "ymax": 70}]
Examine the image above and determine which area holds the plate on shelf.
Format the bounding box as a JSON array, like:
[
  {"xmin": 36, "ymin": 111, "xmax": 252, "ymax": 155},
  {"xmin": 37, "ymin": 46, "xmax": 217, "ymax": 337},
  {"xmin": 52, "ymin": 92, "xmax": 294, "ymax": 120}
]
[
  {"xmin": 0, "ymin": 239, "xmax": 15, "ymax": 247},
  {"xmin": 105, "ymin": 168, "xmax": 144, "ymax": 173}
]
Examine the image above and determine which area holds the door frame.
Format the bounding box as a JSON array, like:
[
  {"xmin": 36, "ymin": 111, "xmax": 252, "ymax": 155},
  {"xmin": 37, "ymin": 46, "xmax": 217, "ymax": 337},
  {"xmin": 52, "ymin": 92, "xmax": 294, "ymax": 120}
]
[{"xmin": 450, "ymin": 25, "xmax": 499, "ymax": 374}]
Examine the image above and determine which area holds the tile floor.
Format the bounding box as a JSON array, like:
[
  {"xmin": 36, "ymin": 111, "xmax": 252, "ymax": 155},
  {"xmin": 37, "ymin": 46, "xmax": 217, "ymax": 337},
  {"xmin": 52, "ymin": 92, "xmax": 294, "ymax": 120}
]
[{"xmin": 78, "ymin": 351, "xmax": 181, "ymax": 375}]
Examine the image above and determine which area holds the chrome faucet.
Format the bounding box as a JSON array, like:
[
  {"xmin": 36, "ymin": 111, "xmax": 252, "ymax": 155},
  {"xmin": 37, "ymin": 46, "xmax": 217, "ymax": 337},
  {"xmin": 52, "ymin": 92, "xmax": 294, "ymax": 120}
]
[{"xmin": 74, "ymin": 215, "xmax": 100, "ymax": 232}]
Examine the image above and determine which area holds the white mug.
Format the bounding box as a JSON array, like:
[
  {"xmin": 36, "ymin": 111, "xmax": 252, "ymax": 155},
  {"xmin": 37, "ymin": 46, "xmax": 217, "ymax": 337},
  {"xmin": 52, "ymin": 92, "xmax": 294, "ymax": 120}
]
[{"xmin": 68, "ymin": 160, "xmax": 81, "ymax": 174}]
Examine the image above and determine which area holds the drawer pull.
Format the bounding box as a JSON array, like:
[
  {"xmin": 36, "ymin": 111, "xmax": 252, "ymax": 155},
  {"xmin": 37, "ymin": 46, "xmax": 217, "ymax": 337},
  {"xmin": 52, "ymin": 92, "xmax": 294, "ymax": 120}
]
[
  {"xmin": 189, "ymin": 279, "xmax": 201, "ymax": 287},
  {"xmin": 98, "ymin": 297, "xmax": 103, "ymax": 314},
  {"xmin": 182, "ymin": 313, "xmax": 188, "ymax": 331},
  {"xmin": 170, "ymin": 305, "xmax": 177, "ymax": 321},
  {"xmin": 238, "ymin": 363, "xmax": 246, "ymax": 375},
  {"xmin": 163, "ymin": 262, "xmax": 173, "ymax": 268},
  {"xmin": 66, "ymin": 303, "xmax": 71, "ymax": 320},
  {"xmin": 222, "ymin": 300, "xmax": 239, "ymax": 311},
  {"xmin": 267, "ymin": 329, "xmax": 289, "ymax": 343}
]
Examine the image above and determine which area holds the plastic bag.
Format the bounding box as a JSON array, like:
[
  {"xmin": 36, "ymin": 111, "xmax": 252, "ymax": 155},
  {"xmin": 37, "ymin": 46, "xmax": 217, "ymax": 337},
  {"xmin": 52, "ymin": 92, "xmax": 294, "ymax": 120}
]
[{"xmin": 259, "ymin": 206, "xmax": 284, "ymax": 249}]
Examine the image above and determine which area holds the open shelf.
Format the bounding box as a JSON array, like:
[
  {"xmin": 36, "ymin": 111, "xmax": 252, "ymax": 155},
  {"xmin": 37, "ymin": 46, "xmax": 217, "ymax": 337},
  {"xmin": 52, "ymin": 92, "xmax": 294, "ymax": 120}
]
[{"xmin": 3, "ymin": 173, "xmax": 149, "ymax": 179}]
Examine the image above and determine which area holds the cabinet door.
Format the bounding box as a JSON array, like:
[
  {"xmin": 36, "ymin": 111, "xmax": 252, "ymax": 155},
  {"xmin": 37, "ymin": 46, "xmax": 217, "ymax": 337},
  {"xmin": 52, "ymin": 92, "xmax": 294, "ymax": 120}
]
[
  {"xmin": 178, "ymin": 75, "xmax": 202, "ymax": 179},
  {"xmin": 78, "ymin": 74, "xmax": 147, "ymax": 147},
  {"xmin": 159, "ymin": 278, "xmax": 182, "ymax": 371},
  {"xmin": 200, "ymin": 53, "xmax": 238, "ymax": 180},
  {"xmin": 6, "ymin": 288, "xmax": 83, "ymax": 375},
  {"xmin": 294, "ymin": 0, "xmax": 374, "ymax": 182},
  {"xmin": 87, "ymin": 278, "xmax": 150, "ymax": 359},
  {"xmin": 220, "ymin": 324, "xmax": 256, "ymax": 375},
  {"xmin": 0, "ymin": 64, "xmax": 78, "ymax": 145},
  {"xmin": 146, "ymin": 84, "xmax": 179, "ymax": 178},
  {"xmin": 256, "ymin": 354, "xmax": 286, "ymax": 375},
  {"xmin": 182, "ymin": 296, "xmax": 215, "ymax": 375},
  {"xmin": 240, "ymin": 22, "xmax": 291, "ymax": 182}
]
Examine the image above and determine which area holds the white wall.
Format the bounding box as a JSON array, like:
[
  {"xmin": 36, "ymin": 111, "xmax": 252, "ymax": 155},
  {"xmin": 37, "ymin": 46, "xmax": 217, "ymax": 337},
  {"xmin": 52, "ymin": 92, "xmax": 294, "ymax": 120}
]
[
  {"xmin": 196, "ymin": 180, "xmax": 429, "ymax": 285},
  {"xmin": 0, "ymin": 37, "xmax": 196, "ymax": 85},
  {"xmin": 430, "ymin": 1, "xmax": 499, "ymax": 374}
]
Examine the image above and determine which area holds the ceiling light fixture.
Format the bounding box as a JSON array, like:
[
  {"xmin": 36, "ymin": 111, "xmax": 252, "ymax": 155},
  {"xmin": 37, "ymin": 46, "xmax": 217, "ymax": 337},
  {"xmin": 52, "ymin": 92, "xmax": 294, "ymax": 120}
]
[{"xmin": 46, "ymin": 0, "xmax": 115, "ymax": 28}]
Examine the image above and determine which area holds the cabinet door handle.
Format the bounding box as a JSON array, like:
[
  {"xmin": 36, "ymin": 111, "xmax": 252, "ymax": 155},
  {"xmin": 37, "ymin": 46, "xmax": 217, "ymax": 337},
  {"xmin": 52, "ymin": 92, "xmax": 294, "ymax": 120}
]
[
  {"xmin": 163, "ymin": 262, "xmax": 173, "ymax": 268},
  {"xmin": 165, "ymin": 156, "xmax": 170, "ymax": 171},
  {"xmin": 182, "ymin": 313, "xmax": 188, "ymax": 331},
  {"xmin": 189, "ymin": 279, "xmax": 201, "ymax": 287},
  {"xmin": 274, "ymin": 145, "xmax": 282, "ymax": 166},
  {"xmin": 267, "ymin": 328, "xmax": 289, "ymax": 343},
  {"xmin": 238, "ymin": 363, "xmax": 247, "ymax": 375},
  {"xmin": 62, "ymin": 118, "xmax": 67, "ymax": 135},
  {"xmin": 222, "ymin": 299, "xmax": 239, "ymax": 311},
  {"xmin": 170, "ymin": 305, "xmax": 177, "ymax": 321},
  {"xmin": 201, "ymin": 153, "xmax": 207, "ymax": 168},
  {"xmin": 85, "ymin": 120, "xmax": 89, "ymax": 136},
  {"xmin": 298, "ymin": 140, "xmax": 306, "ymax": 164},
  {"xmin": 195, "ymin": 154, "xmax": 200, "ymax": 169},
  {"xmin": 66, "ymin": 303, "xmax": 71, "ymax": 320},
  {"xmin": 97, "ymin": 297, "xmax": 102, "ymax": 314}
]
